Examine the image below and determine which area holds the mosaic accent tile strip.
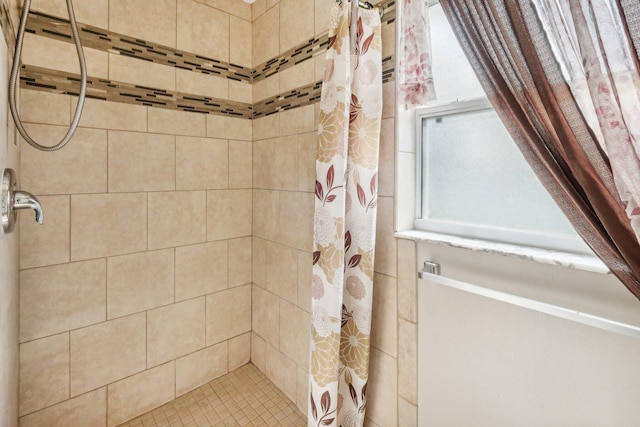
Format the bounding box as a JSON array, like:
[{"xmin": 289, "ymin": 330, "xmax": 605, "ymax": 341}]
[
  {"xmin": 21, "ymin": 65, "xmax": 254, "ymax": 118},
  {"xmin": 252, "ymin": 54, "xmax": 395, "ymax": 119},
  {"xmin": 26, "ymin": 0, "xmax": 396, "ymax": 86},
  {"xmin": 252, "ymin": 0, "xmax": 396, "ymax": 83},
  {"xmin": 116, "ymin": 364, "xmax": 306, "ymax": 427},
  {"xmin": 20, "ymin": 0, "xmax": 397, "ymax": 119},
  {"xmin": 25, "ymin": 11, "xmax": 253, "ymax": 83}
]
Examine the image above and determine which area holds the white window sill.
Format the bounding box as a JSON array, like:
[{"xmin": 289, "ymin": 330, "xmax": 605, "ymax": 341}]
[{"xmin": 395, "ymin": 230, "xmax": 610, "ymax": 275}]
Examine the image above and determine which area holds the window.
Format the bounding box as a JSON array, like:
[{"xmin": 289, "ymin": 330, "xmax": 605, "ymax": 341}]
[{"xmin": 414, "ymin": 3, "xmax": 590, "ymax": 254}]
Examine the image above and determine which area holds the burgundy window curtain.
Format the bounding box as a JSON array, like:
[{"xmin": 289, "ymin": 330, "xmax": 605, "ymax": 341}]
[{"xmin": 439, "ymin": 0, "xmax": 640, "ymax": 300}]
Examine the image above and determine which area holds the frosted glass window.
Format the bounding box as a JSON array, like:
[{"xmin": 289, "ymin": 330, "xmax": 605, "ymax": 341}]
[
  {"xmin": 413, "ymin": 3, "xmax": 590, "ymax": 253},
  {"xmin": 421, "ymin": 107, "xmax": 576, "ymax": 236}
]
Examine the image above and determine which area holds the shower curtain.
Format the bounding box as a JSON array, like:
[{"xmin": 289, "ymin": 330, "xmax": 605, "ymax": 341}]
[{"xmin": 309, "ymin": 2, "xmax": 382, "ymax": 426}]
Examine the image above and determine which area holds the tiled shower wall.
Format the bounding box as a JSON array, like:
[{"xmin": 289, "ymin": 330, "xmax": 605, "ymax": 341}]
[
  {"xmin": 16, "ymin": 0, "xmax": 417, "ymax": 426},
  {"xmin": 17, "ymin": 1, "xmax": 253, "ymax": 426}
]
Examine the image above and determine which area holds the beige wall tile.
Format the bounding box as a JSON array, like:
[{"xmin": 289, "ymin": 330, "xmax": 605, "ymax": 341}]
[
  {"xmin": 107, "ymin": 249, "xmax": 174, "ymax": 319},
  {"xmin": 148, "ymin": 108, "xmax": 206, "ymax": 137},
  {"xmin": 278, "ymin": 191, "xmax": 314, "ymax": 251},
  {"xmin": 175, "ymin": 241, "xmax": 228, "ymax": 302},
  {"xmin": 279, "ymin": 60, "xmax": 314, "ymax": 93},
  {"xmin": 297, "ymin": 250, "xmax": 312, "ymax": 312},
  {"xmin": 252, "ymin": 190, "xmax": 279, "ymax": 241},
  {"xmin": 206, "ymin": 189, "xmax": 252, "ymax": 241},
  {"xmin": 107, "ymin": 362, "xmax": 175, "ymax": 427},
  {"xmin": 176, "ymin": 136, "xmax": 228, "ymax": 190},
  {"xmin": 378, "ymin": 118, "xmax": 396, "ymax": 197},
  {"xmin": 110, "ymin": 0, "xmax": 177, "ymax": 47},
  {"xmin": 296, "ymin": 367, "xmax": 308, "ymax": 417},
  {"xmin": 252, "ymin": 114, "xmax": 279, "ymax": 141},
  {"xmin": 207, "ymin": 115, "xmax": 252, "ymax": 141},
  {"xmin": 178, "ymin": 0, "xmax": 229, "ymax": 61},
  {"xmin": 148, "ymin": 191, "xmax": 207, "ymax": 249},
  {"xmin": 108, "ymin": 130, "xmax": 175, "ymax": 192},
  {"xmin": 229, "ymin": 140, "xmax": 252, "ymax": 189},
  {"xmin": 266, "ymin": 241, "xmax": 298, "ymax": 304},
  {"xmin": 252, "ymin": 139, "xmax": 269, "ymax": 189},
  {"xmin": 19, "ymin": 333, "xmax": 69, "ymax": 416},
  {"xmin": 109, "ymin": 54, "xmax": 176, "ymax": 91},
  {"xmin": 20, "ymin": 90, "xmax": 70, "ymax": 125},
  {"xmin": 265, "ymin": 345, "xmax": 297, "ymax": 402},
  {"xmin": 70, "ymin": 313, "xmax": 146, "ymax": 396},
  {"xmin": 30, "ymin": 0, "xmax": 108, "ymax": 28},
  {"xmin": 252, "ymin": 237, "xmax": 267, "ymax": 287},
  {"xmin": 374, "ymin": 196, "xmax": 397, "ymax": 277},
  {"xmin": 398, "ymin": 397, "xmax": 418, "ymax": 427},
  {"xmin": 382, "ymin": 22, "xmax": 396, "ymax": 60},
  {"xmin": 367, "ymin": 348, "xmax": 398, "ymax": 427},
  {"xmin": 176, "ymin": 342, "xmax": 228, "ymax": 397},
  {"xmin": 279, "ymin": 0, "xmax": 314, "ymax": 53},
  {"xmin": 148, "ymin": 298, "xmax": 206, "ymax": 368},
  {"xmin": 206, "ymin": 285, "xmax": 252, "ymax": 345},
  {"xmin": 176, "ymin": 69, "xmax": 229, "ymax": 100},
  {"xmin": 230, "ymin": 15, "xmax": 252, "ymax": 68},
  {"xmin": 20, "ymin": 259, "xmax": 106, "ymax": 342},
  {"xmin": 78, "ymin": 98, "xmax": 147, "ymax": 132},
  {"xmin": 20, "ymin": 195, "xmax": 70, "ymax": 269},
  {"xmin": 229, "ymin": 80, "xmax": 252, "ymax": 104},
  {"xmin": 279, "ymin": 300, "xmax": 309, "ymax": 368},
  {"xmin": 252, "ymin": 285, "xmax": 279, "ymax": 347},
  {"xmin": 22, "ymin": 34, "xmax": 108, "ymax": 77},
  {"xmin": 252, "ymin": 75, "xmax": 279, "ymax": 104},
  {"xmin": 21, "ymin": 125, "xmax": 107, "ymax": 195},
  {"xmin": 251, "ymin": 332, "xmax": 266, "ymax": 373},
  {"xmin": 252, "ymin": 0, "xmax": 267, "ymax": 21},
  {"xmin": 382, "ymin": 81, "xmax": 396, "ymax": 119},
  {"xmin": 268, "ymin": 136, "xmax": 298, "ymax": 190},
  {"xmin": 253, "ymin": 5, "xmax": 279, "ymax": 66},
  {"xmin": 205, "ymin": 0, "xmax": 251, "ymax": 20},
  {"xmin": 297, "ymin": 132, "xmax": 316, "ymax": 193},
  {"xmin": 279, "ymin": 105, "xmax": 315, "ymax": 136},
  {"xmin": 371, "ymin": 273, "xmax": 397, "ymax": 357},
  {"xmin": 314, "ymin": 0, "xmax": 332, "ymax": 35},
  {"xmin": 229, "ymin": 237, "xmax": 252, "ymax": 287},
  {"xmin": 398, "ymin": 318, "xmax": 417, "ymax": 405},
  {"xmin": 19, "ymin": 388, "xmax": 106, "ymax": 427},
  {"xmin": 397, "ymin": 238, "xmax": 417, "ymax": 323},
  {"xmin": 228, "ymin": 332, "xmax": 251, "ymax": 371},
  {"xmin": 70, "ymin": 193, "xmax": 147, "ymax": 260}
]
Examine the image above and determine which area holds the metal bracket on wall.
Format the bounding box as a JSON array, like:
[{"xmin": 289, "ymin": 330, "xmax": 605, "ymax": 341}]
[{"xmin": 418, "ymin": 261, "xmax": 441, "ymax": 279}]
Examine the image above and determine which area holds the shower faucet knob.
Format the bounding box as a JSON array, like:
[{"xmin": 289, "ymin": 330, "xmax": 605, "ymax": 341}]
[{"xmin": 1, "ymin": 168, "xmax": 43, "ymax": 234}]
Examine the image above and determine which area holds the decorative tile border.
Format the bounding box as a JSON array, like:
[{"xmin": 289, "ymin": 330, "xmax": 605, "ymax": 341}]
[
  {"xmin": 21, "ymin": 64, "xmax": 254, "ymax": 118},
  {"xmin": 19, "ymin": 0, "xmax": 397, "ymax": 119},
  {"xmin": 25, "ymin": 11, "xmax": 254, "ymax": 83}
]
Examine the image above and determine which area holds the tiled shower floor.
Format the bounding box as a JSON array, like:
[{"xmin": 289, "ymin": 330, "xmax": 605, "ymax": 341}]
[{"xmin": 116, "ymin": 364, "xmax": 306, "ymax": 427}]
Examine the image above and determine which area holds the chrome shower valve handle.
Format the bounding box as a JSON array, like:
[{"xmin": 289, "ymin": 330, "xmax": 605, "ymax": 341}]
[{"xmin": 1, "ymin": 168, "xmax": 43, "ymax": 234}]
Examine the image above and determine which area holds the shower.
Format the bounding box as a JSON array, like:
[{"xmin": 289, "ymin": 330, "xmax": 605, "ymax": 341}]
[{"xmin": 9, "ymin": 0, "xmax": 87, "ymax": 151}]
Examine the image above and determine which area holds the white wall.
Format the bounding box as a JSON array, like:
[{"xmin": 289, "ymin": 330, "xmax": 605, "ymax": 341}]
[
  {"xmin": 416, "ymin": 241, "xmax": 640, "ymax": 426},
  {"xmin": 0, "ymin": 16, "xmax": 21, "ymax": 426}
]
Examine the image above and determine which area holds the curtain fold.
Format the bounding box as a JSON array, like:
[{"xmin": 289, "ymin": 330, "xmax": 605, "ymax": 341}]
[
  {"xmin": 439, "ymin": 0, "xmax": 640, "ymax": 299},
  {"xmin": 309, "ymin": 2, "xmax": 382, "ymax": 426}
]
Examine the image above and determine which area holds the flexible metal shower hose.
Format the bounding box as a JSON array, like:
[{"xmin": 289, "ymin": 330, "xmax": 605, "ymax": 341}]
[{"xmin": 9, "ymin": 0, "xmax": 87, "ymax": 151}]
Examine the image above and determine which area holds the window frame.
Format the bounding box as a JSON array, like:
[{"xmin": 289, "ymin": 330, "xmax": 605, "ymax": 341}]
[{"xmin": 414, "ymin": 97, "xmax": 593, "ymax": 255}]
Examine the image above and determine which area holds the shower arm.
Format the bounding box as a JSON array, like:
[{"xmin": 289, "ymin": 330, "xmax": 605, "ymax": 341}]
[{"xmin": 8, "ymin": 0, "xmax": 87, "ymax": 152}]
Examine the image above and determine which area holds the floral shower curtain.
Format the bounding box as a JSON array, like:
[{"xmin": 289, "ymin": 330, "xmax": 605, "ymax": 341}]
[{"xmin": 309, "ymin": 2, "xmax": 382, "ymax": 426}]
